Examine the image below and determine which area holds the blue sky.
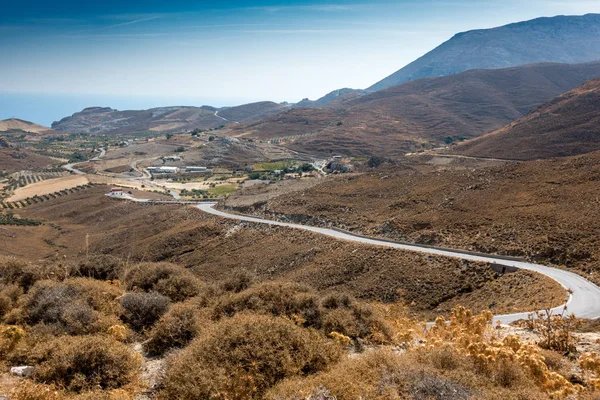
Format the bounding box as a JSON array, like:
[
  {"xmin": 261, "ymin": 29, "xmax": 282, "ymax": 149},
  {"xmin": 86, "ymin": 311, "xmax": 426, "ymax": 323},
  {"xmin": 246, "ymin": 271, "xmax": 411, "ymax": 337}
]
[{"xmin": 2, "ymin": 0, "xmax": 600, "ymax": 125}]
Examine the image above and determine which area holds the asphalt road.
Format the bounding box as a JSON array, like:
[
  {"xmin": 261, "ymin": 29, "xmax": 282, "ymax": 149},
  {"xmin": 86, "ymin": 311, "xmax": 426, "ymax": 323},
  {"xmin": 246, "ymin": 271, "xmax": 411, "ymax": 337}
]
[{"xmin": 196, "ymin": 202, "xmax": 600, "ymax": 325}]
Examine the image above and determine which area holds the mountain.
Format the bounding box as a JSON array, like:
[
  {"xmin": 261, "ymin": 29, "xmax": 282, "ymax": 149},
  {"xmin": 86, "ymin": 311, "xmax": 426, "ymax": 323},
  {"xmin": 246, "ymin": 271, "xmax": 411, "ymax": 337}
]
[
  {"xmin": 295, "ymin": 88, "xmax": 366, "ymax": 108},
  {"xmin": 232, "ymin": 61, "xmax": 600, "ymax": 156},
  {"xmin": 453, "ymin": 78, "xmax": 600, "ymax": 160},
  {"xmin": 0, "ymin": 118, "xmax": 55, "ymax": 135},
  {"xmin": 368, "ymin": 14, "xmax": 600, "ymax": 92},
  {"xmin": 51, "ymin": 102, "xmax": 291, "ymax": 135}
]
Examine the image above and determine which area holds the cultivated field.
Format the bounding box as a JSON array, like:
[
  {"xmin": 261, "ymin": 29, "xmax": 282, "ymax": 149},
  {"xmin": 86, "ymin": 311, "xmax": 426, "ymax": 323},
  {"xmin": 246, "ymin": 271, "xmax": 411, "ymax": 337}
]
[{"xmin": 7, "ymin": 175, "xmax": 89, "ymax": 201}]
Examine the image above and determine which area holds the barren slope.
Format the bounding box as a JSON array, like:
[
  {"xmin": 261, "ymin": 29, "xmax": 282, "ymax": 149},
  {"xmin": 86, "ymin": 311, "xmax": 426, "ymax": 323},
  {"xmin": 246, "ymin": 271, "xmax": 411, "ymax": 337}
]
[
  {"xmin": 229, "ymin": 151, "xmax": 600, "ymax": 286},
  {"xmin": 454, "ymin": 78, "xmax": 600, "ymax": 160}
]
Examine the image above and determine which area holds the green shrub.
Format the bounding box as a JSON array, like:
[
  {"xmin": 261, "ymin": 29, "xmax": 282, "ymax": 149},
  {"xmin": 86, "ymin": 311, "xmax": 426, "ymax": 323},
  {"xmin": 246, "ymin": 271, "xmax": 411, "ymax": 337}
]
[
  {"xmin": 122, "ymin": 262, "xmax": 202, "ymax": 302},
  {"xmin": 33, "ymin": 335, "xmax": 141, "ymax": 392},
  {"xmin": 160, "ymin": 314, "xmax": 340, "ymax": 399},
  {"xmin": 119, "ymin": 292, "xmax": 170, "ymax": 332}
]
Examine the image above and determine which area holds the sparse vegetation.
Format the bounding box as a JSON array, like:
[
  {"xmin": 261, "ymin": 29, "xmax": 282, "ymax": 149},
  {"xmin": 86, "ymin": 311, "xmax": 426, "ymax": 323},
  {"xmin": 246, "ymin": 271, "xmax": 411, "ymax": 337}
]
[
  {"xmin": 32, "ymin": 335, "xmax": 141, "ymax": 392},
  {"xmin": 160, "ymin": 314, "xmax": 341, "ymax": 399},
  {"xmin": 122, "ymin": 262, "xmax": 202, "ymax": 302},
  {"xmin": 119, "ymin": 291, "xmax": 170, "ymax": 332}
]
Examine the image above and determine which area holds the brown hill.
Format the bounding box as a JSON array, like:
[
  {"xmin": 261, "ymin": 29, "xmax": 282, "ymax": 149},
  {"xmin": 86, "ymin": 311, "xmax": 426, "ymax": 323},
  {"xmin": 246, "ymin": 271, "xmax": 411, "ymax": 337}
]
[
  {"xmin": 453, "ymin": 78, "xmax": 600, "ymax": 160},
  {"xmin": 0, "ymin": 185, "xmax": 562, "ymax": 318},
  {"xmin": 231, "ymin": 61, "xmax": 600, "ymax": 156},
  {"xmin": 0, "ymin": 149, "xmax": 58, "ymax": 173},
  {"xmin": 0, "ymin": 118, "xmax": 55, "ymax": 135},
  {"xmin": 51, "ymin": 102, "xmax": 290, "ymax": 135},
  {"xmin": 226, "ymin": 151, "xmax": 600, "ymax": 287}
]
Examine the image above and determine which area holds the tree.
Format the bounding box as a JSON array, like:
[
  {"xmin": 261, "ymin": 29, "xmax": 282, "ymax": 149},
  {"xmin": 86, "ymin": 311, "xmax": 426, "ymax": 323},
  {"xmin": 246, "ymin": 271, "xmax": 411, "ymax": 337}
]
[
  {"xmin": 444, "ymin": 136, "xmax": 455, "ymax": 145},
  {"xmin": 166, "ymin": 133, "xmax": 174, "ymax": 140},
  {"xmin": 208, "ymin": 136, "xmax": 215, "ymax": 142}
]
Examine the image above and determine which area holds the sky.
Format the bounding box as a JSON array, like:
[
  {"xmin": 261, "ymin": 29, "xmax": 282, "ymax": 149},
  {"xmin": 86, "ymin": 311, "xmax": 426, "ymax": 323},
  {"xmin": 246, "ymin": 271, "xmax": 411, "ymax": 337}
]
[{"xmin": 2, "ymin": 0, "xmax": 600, "ymax": 125}]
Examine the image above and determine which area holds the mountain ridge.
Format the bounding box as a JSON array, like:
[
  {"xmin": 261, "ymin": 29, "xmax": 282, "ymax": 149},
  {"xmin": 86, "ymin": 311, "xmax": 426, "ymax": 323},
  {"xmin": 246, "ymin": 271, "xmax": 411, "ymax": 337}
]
[{"xmin": 368, "ymin": 13, "xmax": 600, "ymax": 92}]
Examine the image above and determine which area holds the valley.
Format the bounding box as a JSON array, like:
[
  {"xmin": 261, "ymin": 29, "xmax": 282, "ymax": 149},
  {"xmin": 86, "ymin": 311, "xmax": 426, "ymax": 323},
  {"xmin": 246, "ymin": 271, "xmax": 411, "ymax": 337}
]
[{"xmin": 2, "ymin": 9, "xmax": 600, "ymax": 400}]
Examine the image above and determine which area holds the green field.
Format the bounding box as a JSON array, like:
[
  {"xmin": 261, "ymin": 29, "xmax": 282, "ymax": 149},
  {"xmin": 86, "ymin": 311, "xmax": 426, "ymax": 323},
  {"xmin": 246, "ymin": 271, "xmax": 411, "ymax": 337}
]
[
  {"xmin": 208, "ymin": 184, "xmax": 238, "ymax": 196},
  {"xmin": 253, "ymin": 160, "xmax": 295, "ymax": 171}
]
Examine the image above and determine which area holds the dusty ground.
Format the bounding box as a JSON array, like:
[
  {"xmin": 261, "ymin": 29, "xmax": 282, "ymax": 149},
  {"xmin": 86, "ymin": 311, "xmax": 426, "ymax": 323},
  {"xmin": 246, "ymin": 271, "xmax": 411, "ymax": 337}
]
[{"xmin": 1, "ymin": 186, "xmax": 566, "ymax": 319}]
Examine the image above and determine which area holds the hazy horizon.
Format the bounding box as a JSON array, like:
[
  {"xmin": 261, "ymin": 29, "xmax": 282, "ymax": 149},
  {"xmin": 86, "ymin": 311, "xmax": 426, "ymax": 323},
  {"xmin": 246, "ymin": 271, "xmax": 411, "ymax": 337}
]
[{"xmin": 2, "ymin": 0, "xmax": 600, "ymax": 125}]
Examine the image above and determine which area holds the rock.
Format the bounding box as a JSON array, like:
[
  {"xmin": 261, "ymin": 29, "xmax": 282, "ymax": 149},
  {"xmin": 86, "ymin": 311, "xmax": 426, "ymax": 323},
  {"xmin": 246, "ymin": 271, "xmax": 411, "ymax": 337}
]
[{"xmin": 10, "ymin": 366, "xmax": 34, "ymax": 377}]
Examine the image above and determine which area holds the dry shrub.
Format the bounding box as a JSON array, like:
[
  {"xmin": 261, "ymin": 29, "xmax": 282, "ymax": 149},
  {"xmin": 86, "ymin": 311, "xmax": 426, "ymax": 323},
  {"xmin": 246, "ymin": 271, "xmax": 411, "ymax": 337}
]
[
  {"xmin": 0, "ymin": 257, "xmax": 63, "ymax": 292},
  {"xmin": 213, "ymin": 282, "xmax": 391, "ymax": 342},
  {"xmin": 9, "ymin": 381, "xmax": 66, "ymax": 400},
  {"xmin": 425, "ymin": 306, "xmax": 579, "ymax": 398},
  {"xmin": 0, "ymin": 324, "xmax": 25, "ymax": 357},
  {"xmin": 22, "ymin": 278, "xmax": 122, "ymax": 335},
  {"xmin": 0, "ymin": 283, "xmax": 22, "ymax": 318},
  {"xmin": 160, "ymin": 314, "xmax": 341, "ymax": 399},
  {"xmin": 213, "ymin": 282, "xmax": 321, "ymax": 325},
  {"xmin": 70, "ymin": 254, "xmax": 124, "ymax": 281},
  {"xmin": 268, "ymin": 348, "xmax": 468, "ymax": 400},
  {"xmin": 119, "ymin": 292, "xmax": 170, "ymax": 332},
  {"xmin": 33, "ymin": 335, "xmax": 141, "ymax": 392},
  {"xmin": 144, "ymin": 301, "xmax": 202, "ymax": 356},
  {"xmin": 220, "ymin": 269, "xmax": 255, "ymax": 293},
  {"xmin": 527, "ymin": 308, "xmax": 579, "ymax": 353},
  {"xmin": 122, "ymin": 262, "xmax": 201, "ymax": 302}
]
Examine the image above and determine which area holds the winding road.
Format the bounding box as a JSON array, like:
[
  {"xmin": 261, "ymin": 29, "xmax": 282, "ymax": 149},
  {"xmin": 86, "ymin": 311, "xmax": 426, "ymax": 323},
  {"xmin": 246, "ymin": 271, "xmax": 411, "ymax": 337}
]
[{"xmin": 194, "ymin": 203, "xmax": 600, "ymax": 325}]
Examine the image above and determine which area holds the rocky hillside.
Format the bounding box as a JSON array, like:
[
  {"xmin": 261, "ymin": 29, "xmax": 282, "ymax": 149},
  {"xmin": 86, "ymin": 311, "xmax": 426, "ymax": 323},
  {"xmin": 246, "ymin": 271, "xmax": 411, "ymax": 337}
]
[
  {"xmin": 232, "ymin": 61, "xmax": 600, "ymax": 156},
  {"xmin": 454, "ymin": 78, "xmax": 600, "ymax": 160},
  {"xmin": 368, "ymin": 14, "xmax": 600, "ymax": 91},
  {"xmin": 51, "ymin": 102, "xmax": 290, "ymax": 135},
  {"xmin": 228, "ymin": 151, "xmax": 600, "ymax": 286}
]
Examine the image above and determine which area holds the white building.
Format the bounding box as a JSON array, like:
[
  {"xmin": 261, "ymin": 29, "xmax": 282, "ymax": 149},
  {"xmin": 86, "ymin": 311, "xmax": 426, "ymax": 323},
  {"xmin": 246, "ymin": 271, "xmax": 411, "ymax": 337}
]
[{"xmin": 147, "ymin": 166, "xmax": 179, "ymax": 174}]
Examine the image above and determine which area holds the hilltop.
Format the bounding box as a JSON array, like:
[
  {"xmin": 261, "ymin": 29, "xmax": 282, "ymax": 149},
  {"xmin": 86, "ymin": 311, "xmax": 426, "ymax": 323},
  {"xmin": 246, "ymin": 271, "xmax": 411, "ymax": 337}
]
[
  {"xmin": 368, "ymin": 13, "xmax": 600, "ymax": 91},
  {"xmin": 453, "ymin": 78, "xmax": 600, "ymax": 160},
  {"xmin": 232, "ymin": 61, "xmax": 600, "ymax": 156},
  {"xmin": 0, "ymin": 118, "xmax": 55, "ymax": 135}
]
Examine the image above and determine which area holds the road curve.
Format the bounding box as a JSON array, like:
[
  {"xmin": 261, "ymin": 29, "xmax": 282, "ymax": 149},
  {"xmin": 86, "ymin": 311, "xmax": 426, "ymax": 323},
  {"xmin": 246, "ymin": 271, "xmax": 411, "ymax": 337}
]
[{"xmin": 196, "ymin": 202, "xmax": 600, "ymax": 325}]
